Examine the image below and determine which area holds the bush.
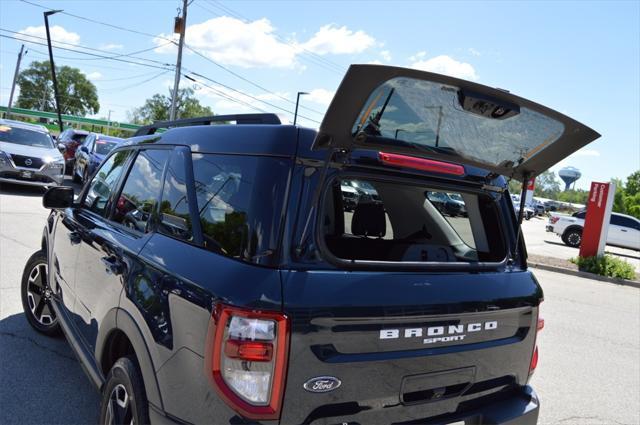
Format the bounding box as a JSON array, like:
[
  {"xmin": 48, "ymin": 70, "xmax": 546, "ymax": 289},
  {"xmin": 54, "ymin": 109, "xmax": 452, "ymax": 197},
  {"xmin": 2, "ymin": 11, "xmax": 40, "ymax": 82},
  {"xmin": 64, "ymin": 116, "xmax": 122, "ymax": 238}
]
[{"xmin": 570, "ymin": 255, "xmax": 637, "ymax": 280}]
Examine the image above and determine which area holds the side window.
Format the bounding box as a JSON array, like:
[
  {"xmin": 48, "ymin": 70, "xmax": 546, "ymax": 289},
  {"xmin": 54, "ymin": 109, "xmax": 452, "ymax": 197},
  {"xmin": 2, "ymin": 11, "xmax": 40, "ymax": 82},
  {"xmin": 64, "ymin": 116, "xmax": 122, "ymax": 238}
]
[
  {"xmin": 575, "ymin": 211, "xmax": 586, "ymax": 219},
  {"xmin": 83, "ymin": 135, "xmax": 94, "ymax": 152},
  {"xmin": 610, "ymin": 215, "xmax": 623, "ymax": 226},
  {"xmin": 158, "ymin": 151, "xmax": 194, "ymax": 242},
  {"xmin": 112, "ymin": 149, "xmax": 169, "ymax": 233},
  {"xmin": 617, "ymin": 216, "xmax": 640, "ymax": 230},
  {"xmin": 82, "ymin": 150, "xmax": 132, "ymax": 216}
]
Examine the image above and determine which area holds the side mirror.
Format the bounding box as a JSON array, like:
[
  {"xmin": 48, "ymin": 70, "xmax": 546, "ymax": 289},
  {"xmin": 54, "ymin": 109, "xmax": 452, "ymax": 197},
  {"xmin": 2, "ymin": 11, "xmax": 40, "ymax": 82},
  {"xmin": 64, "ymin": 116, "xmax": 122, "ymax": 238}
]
[
  {"xmin": 57, "ymin": 143, "xmax": 66, "ymax": 153},
  {"xmin": 80, "ymin": 146, "xmax": 89, "ymax": 154},
  {"xmin": 43, "ymin": 186, "xmax": 74, "ymax": 209}
]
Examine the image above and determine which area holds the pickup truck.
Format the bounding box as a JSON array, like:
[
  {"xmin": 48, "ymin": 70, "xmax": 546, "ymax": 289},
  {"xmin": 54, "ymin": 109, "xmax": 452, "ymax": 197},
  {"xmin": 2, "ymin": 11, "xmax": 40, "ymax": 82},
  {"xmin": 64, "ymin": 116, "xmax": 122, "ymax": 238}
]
[{"xmin": 547, "ymin": 210, "xmax": 640, "ymax": 250}]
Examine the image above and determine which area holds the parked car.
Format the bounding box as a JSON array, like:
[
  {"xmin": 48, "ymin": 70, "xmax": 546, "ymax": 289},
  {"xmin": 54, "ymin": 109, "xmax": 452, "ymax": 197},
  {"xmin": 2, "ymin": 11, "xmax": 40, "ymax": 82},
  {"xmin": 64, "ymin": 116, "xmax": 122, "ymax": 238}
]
[
  {"xmin": 0, "ymin": 119, "xmax": 65, "ymax": 187},
  {"xmin": 22, "ymin": 64, "xmax": 600, "ymax": 424},
  {"xmin": 57, "ymin": 128, "xmax": 89, "ymax": 170},
  {"xmin": 72, "ymin": 133, "xmax": 124, "ymax": 184},
  {"xmin": 340, "ymin": 181, "xmax": 359, "ymax": 211},
  {"xmin": 511, "ymin": 195, "xmax": 535, "ymax": 220},
  {"xmin": 543, "ymin": 200, "xmax": 559, "ymax": 212},
  {"xmin": 346, "ymin": 179, "xmax": 382, "ymax": 203},
  {"xmin": 529, "ymin": 201, "xmax": 546, "ymax": 216},
  {"xmin": 426, "ymin": 191, "xmax": 467, "ymax": 216},
  {"xmin": 547, "ymin": 210, "xmax": 640, "ymax": 250}
]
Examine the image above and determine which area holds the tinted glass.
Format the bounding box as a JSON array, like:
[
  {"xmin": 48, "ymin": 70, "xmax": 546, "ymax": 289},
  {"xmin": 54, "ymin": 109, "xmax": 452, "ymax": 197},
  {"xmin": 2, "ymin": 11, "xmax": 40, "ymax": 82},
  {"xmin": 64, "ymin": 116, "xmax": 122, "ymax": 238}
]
[
  {"xmin": 0, "ymin": 124, "xmax": 54, "ymax": 148},
  {"xmin": 158, "ymin": 151, "xmax": 194, "ymax": 242},
  {"xmin": 352, "ymin": 77, "xmax": 565, "ymax": 170},
  {"xmin": 113, "ymin": 150, "xmax": 169, "ymax": 233},
  {"xmin": 83, "ymin": 150, "xmax": 132, "ymax": 216},
  {"xmin": 191, "ymin": 154, "xmax": 290, "ymax": 263},
  {"xmin": 574, "ymin": 211, "xmax": 586, "ymax": 219},
  {"xmin": 612, "ymin": 215, "xmax": 639, "ymax": 229},
  {"xmin": 95, "ymin": 140, "xmax": 120, "ymax": 155},
  {"xmin": 610, "ymin": 215, "xmax": 623, "ymax": 226}
]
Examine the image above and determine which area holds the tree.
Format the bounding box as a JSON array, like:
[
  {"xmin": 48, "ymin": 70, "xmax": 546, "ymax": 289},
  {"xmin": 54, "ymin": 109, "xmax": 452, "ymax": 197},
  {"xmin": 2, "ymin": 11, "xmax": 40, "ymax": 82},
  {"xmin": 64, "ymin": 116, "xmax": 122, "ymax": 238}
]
[
  {"xmin": 625, "ymin": 171, "xmax": 640, "ymax": 196},
  {"xmin": 127, "ymin": 87, "xmax": 213, "ymax": 124},
  {"xmin": 16, "ymin": 61, "xmax": 99, "ymax": 116},
  {"xmin": 611, "ymin": 178, "xmax": 627, "ymax": 215},
  {"xmin": 533, "ymin": 170, "xmax": 561, "ymax": 198}
]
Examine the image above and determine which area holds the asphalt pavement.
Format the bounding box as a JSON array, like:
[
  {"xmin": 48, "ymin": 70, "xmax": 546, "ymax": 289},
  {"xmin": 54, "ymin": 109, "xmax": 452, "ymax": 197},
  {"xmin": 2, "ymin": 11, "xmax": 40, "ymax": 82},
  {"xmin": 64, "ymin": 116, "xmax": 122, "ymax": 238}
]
[{"xmin": 0, "ymin": 183, "xmax": 638, "ymax": 424}]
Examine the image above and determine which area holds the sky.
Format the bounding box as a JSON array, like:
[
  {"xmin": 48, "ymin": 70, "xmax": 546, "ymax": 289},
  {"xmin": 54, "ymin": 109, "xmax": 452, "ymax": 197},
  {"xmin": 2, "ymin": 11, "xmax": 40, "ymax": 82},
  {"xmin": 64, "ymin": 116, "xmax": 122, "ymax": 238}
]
[{"xmin": 0, "ymin": 0, "xmax": 638, "ymax": 190}]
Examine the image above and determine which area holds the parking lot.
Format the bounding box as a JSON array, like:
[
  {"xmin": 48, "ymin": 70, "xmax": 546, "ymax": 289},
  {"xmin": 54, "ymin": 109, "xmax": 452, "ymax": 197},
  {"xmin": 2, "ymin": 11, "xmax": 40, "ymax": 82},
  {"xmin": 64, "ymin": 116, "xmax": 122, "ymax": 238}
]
[{"xmin": 0, "ymin": 182, "xmax": 639, "ymax": 424}]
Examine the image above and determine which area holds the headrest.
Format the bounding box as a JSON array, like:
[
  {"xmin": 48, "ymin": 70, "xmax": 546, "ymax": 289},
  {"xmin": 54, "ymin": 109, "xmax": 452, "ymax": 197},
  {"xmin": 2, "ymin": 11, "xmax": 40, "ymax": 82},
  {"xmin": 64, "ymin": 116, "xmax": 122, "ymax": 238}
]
[{"xmin": 352, "ymin": 202, "xmax": 386, "ymax": 237}]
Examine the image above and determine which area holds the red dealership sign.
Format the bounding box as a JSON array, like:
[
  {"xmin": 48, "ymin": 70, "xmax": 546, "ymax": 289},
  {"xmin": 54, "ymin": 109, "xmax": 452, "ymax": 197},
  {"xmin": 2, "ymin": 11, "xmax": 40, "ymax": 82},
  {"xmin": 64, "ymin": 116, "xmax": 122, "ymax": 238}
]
[{"xmin": 579, "ymin": 182, "xmax": 615, "ymax": 258}]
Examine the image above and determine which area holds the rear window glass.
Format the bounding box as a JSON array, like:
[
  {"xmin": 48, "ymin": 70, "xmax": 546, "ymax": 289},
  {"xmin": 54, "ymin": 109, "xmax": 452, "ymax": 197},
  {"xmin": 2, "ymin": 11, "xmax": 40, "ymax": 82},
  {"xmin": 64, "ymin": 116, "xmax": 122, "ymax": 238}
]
[
  {"xmin": 159, "ymin": 152, "xmax": 291, "ymax": 265},
  {"xmin": 323, "ymin": 177, "xmax": 505, "ymax": 263},
  {"xmin": 72, "ymin": 134, "xmax": 87, "ymax": 142},
  {"xmin": 95, "ymin": 140, "xmax": 120, "ymax": 155},
  {"xmin": 352, "ymin": 77, "xmax": 565, "ymax": 171}
]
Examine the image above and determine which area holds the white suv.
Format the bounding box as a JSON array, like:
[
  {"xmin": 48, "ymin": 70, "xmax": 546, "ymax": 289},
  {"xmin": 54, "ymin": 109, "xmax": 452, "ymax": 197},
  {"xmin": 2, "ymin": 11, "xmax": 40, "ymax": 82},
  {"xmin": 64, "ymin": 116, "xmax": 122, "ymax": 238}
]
[{"xmin": 547, "ymin": 211, "xmax": 640, "ymax": 251}]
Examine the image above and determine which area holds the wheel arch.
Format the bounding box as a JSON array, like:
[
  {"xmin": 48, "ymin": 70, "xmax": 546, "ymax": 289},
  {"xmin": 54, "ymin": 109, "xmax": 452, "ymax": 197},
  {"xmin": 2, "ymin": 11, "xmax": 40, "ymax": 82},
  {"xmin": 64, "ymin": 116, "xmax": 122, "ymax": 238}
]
[
  {"xmin": 97, "ymin": 308, "xmax": 164, "ymax": 411},
  {"xmin": 562, "ymin": 224, "xmax": 583, "ymax": 237}
]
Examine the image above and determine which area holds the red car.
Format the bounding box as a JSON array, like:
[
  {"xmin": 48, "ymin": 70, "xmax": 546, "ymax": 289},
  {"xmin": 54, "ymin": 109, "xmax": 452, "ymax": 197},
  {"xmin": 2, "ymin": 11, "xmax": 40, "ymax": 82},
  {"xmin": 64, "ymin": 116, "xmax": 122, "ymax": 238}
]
[{"xmin": 57, "ymin": 128, "xmax": 89, "ymax": 170}]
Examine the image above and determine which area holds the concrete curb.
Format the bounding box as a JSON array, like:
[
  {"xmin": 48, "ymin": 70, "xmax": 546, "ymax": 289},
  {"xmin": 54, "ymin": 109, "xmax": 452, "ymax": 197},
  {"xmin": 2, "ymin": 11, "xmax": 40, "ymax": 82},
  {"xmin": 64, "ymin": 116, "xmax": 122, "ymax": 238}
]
[{"xmin": 528, "ymin": 262, "xmax": 640, "ymax": 289}]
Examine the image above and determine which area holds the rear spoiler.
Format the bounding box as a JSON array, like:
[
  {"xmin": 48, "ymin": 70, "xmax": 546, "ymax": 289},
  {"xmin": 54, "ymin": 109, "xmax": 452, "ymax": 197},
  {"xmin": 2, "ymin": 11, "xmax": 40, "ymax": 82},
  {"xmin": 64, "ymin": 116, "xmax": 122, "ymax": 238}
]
[{"xmin": 133, "ymin": 113, "xmax": 282, "ymax": 136}]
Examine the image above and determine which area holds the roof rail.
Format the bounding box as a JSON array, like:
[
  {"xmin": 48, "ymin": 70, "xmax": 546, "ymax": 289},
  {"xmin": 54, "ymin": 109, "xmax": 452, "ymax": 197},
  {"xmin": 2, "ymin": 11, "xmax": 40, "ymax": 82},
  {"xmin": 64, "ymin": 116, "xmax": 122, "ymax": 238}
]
[{"xmin": 133, "ymin": 113, "xmax": 282, "ymax": 136}]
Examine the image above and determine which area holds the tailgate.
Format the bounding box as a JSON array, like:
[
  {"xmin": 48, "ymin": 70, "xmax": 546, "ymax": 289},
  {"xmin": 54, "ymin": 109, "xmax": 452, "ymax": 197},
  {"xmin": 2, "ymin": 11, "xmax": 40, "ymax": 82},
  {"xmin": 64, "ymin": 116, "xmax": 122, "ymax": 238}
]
[{"xmin": 279, "ymin": 269, "xmax": 541, "ymax": 424}]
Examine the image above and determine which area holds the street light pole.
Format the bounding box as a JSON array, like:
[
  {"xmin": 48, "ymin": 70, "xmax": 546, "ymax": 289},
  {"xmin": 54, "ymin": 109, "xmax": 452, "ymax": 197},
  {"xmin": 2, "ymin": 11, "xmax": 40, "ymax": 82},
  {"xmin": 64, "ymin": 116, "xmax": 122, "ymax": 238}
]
[
  {"xmin": 44, "ymin": 10, "xmax": 64, "ymax": 133},
  {"xmin": 293, "ymin": 91, "xmax": 308, "ymax": 126}
]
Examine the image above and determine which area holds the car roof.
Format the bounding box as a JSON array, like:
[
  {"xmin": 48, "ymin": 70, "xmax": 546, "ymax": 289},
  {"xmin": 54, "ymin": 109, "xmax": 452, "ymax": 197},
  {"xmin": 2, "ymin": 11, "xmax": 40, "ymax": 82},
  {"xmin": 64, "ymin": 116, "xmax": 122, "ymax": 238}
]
[
  {"xmin": 125, "ymin": 124, "xmax": 302, "ymax": 156},
  {"xmin": 0, "ymin": 118, "xmax": 49, "ymax": 133}
]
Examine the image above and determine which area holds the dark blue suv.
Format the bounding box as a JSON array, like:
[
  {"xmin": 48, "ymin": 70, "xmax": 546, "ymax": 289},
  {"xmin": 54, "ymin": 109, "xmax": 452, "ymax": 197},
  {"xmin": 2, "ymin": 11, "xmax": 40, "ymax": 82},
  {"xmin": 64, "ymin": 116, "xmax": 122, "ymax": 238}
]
[{"xmin": 22, "ymin": 65, "xmax": 598, "ymax": 424}]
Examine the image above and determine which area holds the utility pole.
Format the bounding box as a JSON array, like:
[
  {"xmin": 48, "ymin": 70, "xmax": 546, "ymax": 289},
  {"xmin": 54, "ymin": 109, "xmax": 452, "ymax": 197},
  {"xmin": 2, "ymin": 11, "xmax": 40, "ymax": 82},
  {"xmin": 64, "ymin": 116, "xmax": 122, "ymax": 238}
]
[
  {"xmin": 169, "ymin": 0, "xmax": 188, "ymax": 121},
  {"xmin": 44, "ymin": 10, "xmax": 65, "ymax": 133},
  {"xmin": 6, "ymin": 45, "xmax": 26, "ymax": 119},
  {"xmin": 106, "ymin": 109, "xmax": 114, "ymax": 135}
]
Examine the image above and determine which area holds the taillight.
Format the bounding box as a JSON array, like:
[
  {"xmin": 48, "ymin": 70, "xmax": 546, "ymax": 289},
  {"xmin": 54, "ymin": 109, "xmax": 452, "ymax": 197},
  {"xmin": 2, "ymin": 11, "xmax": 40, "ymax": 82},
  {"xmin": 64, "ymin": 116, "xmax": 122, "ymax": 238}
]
[
  {"xmin": 549, "ymin": 216, "xmax": 560, "ymax": 224},
  {"xmin": 206, "ymin": 304, "xmax": 289, "ymax": 420},
  {"xmin": 530, "ymin": 306, "xmax": 544, "ymax": 375},
  {"xmin": 379, "ymin": 152, "xmax": 465, "ymax": 176}
]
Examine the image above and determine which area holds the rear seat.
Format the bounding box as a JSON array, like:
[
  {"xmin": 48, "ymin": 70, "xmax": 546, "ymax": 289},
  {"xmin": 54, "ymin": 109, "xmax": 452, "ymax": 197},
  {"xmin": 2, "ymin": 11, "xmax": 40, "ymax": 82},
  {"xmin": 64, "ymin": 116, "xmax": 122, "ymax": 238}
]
[{"xmin": 325, "ymin": 202, "xmax": 455, "ymax": 262}]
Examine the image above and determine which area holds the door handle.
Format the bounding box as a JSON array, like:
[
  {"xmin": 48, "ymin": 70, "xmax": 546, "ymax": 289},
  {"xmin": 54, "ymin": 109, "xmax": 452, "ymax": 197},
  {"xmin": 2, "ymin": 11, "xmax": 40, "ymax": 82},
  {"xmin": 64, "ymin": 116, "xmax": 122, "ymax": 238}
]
[
  {"xmin": 68, "ymin": 231, "xmax": 81, "ymax": 245},
  {"xmin": 621, "ymin": 229, "xmax": 628, "ymax": 232},
  {"xmin": 101, "ymin": 255, "xmax": 124, "ymax": 275}
]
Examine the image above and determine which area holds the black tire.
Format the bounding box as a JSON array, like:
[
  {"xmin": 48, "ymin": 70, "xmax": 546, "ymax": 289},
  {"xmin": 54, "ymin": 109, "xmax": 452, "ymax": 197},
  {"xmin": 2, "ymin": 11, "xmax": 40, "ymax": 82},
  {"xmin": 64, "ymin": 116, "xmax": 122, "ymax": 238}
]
[
  {"xmin": 100, "ymin": 356, "xmax": 149, "ymax": 425},
  {"xmin": 72, "ymin": 163, "xmax": 81, "ymax": 183},
  {"xmin": 563, "ymin": 228, "xmax": 582, "ymax": 248},
  {"xmin": 21, "ymin": 250, "xmax": 61, "ymax": 336}
]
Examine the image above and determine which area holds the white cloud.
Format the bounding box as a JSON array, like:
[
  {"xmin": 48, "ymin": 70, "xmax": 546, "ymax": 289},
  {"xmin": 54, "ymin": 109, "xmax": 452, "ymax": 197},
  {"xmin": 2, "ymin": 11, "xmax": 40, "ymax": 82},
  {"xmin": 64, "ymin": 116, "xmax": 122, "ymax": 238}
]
[
  {"xmin": 301, "ymin": 24, "xmax": 375, "ymax": 55},
  {"xmin": 409, "ymin": 54, "xmax": 478, "ymax": 80},
  {"xmin": 408, "ymin": 51, "xmax": 427, "ymax": 62},
  {"xmin": 366, "ymin": 60, "xmax": 384, "ymax": 65},
  {"xmin": 468, "ymin": 47, "xmax": 481, "ymax": 57},
  {"xmin": 155, "ymin": 17, "xmax": 297, "ymax": 68},
  {"xmin": 306, "ymin": 88, "xmax": 335, "ymax": 106},
  {"xmin": 86, "ymin": 71, "xmax": 102, "ymax": 80},
  {"xmin": 17, "ymin": 25, "xmax": 80, "ymax": 47},
  {"xmin": 100, "ymin": 43, "xmax": 123, "ymax": 50},
  {"xmin": 574, "ymin": 149, "xmax": 600, "ymax": 157},
  {"xmin": 152, "ymin": 18, "xmax": 376, "ymax": 68},
  {"xmin": 380, "ymin": 50, "xmax": 392, "ymax": 62}
]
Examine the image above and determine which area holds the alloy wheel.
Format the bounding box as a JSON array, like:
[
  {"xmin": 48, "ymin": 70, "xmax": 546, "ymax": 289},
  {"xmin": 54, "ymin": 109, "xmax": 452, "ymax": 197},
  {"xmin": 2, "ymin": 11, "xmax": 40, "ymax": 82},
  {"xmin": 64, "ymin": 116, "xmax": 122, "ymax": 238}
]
[
  {"xmin": 25, "ymin": 263, "xmax": 56, "ymax": 326},
  {"xmin": 104, "ymin": 384, "xmax": 134, "ymax": 425}
]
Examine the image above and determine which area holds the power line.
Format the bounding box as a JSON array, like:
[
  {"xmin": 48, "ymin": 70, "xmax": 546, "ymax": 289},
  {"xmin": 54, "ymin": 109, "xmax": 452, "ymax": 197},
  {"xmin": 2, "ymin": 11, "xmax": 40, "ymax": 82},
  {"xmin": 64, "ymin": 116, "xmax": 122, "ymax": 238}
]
[
  {"xmin": 183, "ymin": 44, "xmax": 325, "ymax": 117},
  {"xmin": 184, "ymin": 70, "xmax": 320, "ymax": 124},
  {"xmin": 183, "ymin": 74, "xmax": 269, "ymax": 114},
  {"xmin": 0, "ymin": 28, "xmax": 173, "ymax": 68},
  {"xmin": 0, "ymin": 33, "xmax": 174, "ymax": 71}
]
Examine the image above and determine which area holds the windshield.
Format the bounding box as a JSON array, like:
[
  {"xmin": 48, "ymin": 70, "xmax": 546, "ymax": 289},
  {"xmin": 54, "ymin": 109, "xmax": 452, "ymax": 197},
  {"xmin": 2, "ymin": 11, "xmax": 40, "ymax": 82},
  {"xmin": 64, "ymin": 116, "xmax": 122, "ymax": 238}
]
[
  {"xmin": 95, "ymin": 140, "xmax": 120, "ymax": 155},
  {"xmin": 0, "ymin": 125, "xmax": 54, "ymax": 148},
  {"xmin": 351, "ymin": 77, "xmax": 565, "ymax": 170}
]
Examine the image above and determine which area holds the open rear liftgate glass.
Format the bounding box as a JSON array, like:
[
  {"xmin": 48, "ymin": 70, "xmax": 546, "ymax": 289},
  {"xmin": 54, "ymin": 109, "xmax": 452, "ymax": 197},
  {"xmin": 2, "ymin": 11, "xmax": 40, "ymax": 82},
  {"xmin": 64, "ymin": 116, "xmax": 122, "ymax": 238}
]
[{"xmin": 309, "ymin": 65, "xmax": 600, "ymax": 267}]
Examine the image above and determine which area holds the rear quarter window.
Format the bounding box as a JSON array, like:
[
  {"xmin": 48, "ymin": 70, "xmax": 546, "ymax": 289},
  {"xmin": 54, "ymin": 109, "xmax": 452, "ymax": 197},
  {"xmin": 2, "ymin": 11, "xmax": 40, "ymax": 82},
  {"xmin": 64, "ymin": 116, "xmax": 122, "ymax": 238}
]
[{"xmin": 158, "ymin": 151, "xmax": 291, "ymax": 265}]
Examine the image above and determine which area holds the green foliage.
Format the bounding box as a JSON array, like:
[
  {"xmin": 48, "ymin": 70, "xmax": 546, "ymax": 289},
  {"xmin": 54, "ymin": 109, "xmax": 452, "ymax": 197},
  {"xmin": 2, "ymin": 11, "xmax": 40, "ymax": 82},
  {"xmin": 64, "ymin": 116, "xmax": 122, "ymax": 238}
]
[
  {"xmin": 16, "ymin": 61, "xmax": 99, "ymax": 116},
  {"xmin": 626, "ymin": 171, "xmax": 640, "ymax": 196},
  {"xmin": 556, "ymin": 189, "xmax": 589, "ymax": 205},
  {"xmin": 533, "ymin": 170, "xmax": 561, "ymax": 198},
  {"xmin": 508, "ymin": 179, "xmax": 522, "ymax": 195},
  {"xmin": 570, "ymin": 255, "xmax": 636, "ymax": 280},
  {"xmin": 127, "ymin": 87, "xmax": 213, "ymax": 124}
]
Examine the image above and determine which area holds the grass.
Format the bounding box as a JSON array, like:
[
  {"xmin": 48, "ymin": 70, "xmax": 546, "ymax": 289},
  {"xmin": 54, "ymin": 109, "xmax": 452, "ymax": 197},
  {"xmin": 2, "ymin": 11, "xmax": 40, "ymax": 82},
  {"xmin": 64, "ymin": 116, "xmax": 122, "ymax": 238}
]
[{"xmin": 570, "ymin": 255, "xmax": 637, "ymax": 280}]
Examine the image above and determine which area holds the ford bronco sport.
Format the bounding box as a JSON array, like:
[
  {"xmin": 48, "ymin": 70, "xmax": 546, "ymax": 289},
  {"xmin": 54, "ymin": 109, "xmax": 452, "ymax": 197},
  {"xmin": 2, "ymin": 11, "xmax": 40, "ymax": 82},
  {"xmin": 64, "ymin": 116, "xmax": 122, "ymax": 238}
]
[{"xmin": 22, "ymin": 65, "xmax": 599, "ymax": 424}]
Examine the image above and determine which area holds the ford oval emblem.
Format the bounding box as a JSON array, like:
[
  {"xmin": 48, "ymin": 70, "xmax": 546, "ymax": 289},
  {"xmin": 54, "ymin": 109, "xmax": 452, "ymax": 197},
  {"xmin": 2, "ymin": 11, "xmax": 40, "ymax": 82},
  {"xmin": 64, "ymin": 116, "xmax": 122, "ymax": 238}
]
[{"xmin": 303, "ymin": 376, "xmax": 341, "ymax": 393}]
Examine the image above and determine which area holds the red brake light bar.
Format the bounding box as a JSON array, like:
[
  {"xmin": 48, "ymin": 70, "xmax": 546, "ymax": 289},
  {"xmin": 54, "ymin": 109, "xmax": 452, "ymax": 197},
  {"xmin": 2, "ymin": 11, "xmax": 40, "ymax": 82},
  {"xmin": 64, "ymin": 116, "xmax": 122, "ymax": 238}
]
[
  {"xmin": 379, "ymin": 152, "xmax": 465, "ymax": 176},
  {"xmin": 224, "ymin": 340, "xmax": 273, "ymax": 362}
]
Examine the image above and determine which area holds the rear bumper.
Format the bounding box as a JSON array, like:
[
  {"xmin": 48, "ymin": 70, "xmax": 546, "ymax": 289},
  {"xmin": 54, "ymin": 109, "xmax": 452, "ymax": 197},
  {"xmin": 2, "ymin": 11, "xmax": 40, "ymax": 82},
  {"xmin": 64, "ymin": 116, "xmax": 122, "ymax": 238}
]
[{"xmin": 460, "ymin": 386, "xmax": 539, "ymax": 425}]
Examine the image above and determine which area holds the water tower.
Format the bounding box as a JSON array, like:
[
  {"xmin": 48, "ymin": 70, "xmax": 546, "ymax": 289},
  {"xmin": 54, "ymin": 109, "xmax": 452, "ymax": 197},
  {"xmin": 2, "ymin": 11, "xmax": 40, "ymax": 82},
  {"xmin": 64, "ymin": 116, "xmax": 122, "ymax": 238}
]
[{"xmin": 559, "ymin": 166, "xmax": 581, "ymax": 191}]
